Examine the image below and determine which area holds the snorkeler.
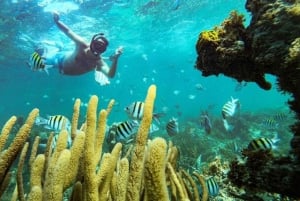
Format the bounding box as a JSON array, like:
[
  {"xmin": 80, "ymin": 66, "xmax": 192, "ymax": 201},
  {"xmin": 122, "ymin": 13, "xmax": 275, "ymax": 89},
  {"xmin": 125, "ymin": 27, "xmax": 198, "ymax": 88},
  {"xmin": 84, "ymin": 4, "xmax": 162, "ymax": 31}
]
[{"xmin": 30, "ymin": 12, "xmax": 123, "ymax": 85}]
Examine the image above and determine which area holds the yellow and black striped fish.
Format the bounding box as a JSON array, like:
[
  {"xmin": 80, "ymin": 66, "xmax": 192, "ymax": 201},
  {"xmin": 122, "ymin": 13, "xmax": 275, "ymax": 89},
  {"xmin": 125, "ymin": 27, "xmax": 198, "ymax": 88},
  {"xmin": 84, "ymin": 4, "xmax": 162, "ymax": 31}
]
[
  {"xmin": 261, "ymin": 118, "xmax": 278, "ymax": 129},
  {"xmin": 27, "ymin": 51, "xmax": 50, "ymax": 74},
  {"xmin": 247, "ymin": 137, "xmax": 276, "ymax": 151}
]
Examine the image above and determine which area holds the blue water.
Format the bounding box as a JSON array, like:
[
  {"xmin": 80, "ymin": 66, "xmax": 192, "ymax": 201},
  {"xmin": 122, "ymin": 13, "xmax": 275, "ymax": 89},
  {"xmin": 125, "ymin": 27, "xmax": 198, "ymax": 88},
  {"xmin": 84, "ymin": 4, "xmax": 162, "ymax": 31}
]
[{"xmin": 0, "ymin": 0, "xmax": 290, "ymax": 127}]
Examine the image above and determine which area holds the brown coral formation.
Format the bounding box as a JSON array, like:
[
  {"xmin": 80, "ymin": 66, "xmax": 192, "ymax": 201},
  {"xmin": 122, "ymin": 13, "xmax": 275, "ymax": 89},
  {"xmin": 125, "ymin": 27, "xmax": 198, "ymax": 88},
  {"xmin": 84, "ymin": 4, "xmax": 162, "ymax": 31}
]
[
  {"xmin": 195, "ymin": 0, "xmax": 300, "ymax": 198},
  {"xmin": 0, "ymin": 85, "xmax": 210, "ymax": 201}
]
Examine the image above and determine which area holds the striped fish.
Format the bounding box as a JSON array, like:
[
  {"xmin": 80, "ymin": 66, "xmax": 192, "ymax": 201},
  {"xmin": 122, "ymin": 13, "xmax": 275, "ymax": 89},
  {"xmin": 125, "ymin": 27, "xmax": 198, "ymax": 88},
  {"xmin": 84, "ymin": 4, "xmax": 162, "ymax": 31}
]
[
  {"xmin": 35, "ymin": 115, "xmax": 72, "ymax": 149},
  {"xmin": 27, "ymin": 51, "xmax": 51, "ymax": 74},
  {"xmin": 107, "ymin": 120, "xmax": 160, "ymax": 144},
  {"xmin": 125, "ymin": 101, "xmax": 163, "ymax": 122},
  {"xmin": 125, "ymin": 101, "xmax": 145, "ymax": 120},
  {"xmin": 108, "ymin": 120, "xmax": 139, "ymax": 143},
  {"xmin": 247, "ymin": 137, "xmax": 278, "ymax": 151},
  {"xmin": 222, "ymin": 97, "xmax": 239, "ymax": 119},
  {"xmin": 273, "ymin": 113, "xmax": 287, "ymax": 122},
  {"xmin": 166, "ymin": 117, "xmax": 179, "ymax": 136},
  {"xmin": 51, "ymin": 132, "xmax": 72, "ymax": 149},
  {"xmin": 35, "ymin": 115, "xmax": 71, "ymax": 133},
  {"xmin": 221, "ymin": 97, "xmax": 240, "ymax": 131},
  {"xmin": 206, "ymin": 177, "xmax": 219, "ymax": 197},
  {"xmin": 261, "ymin": 118, "xmax": 278, "ymax": 129}
]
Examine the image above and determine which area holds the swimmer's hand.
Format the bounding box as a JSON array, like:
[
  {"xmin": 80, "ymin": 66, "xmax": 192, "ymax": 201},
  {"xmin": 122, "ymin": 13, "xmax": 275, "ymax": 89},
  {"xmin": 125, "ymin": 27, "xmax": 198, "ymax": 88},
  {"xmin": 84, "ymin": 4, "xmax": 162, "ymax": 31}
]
[
  {"xmin": 115, "ymin": 46, "xmax": 124, "ymax": 56},
  {"xmin": 53, "ymin": 11, "xmax": 60, "ymax": 23},
  {"xmin": 110, "ymin": 46, "xmax": 124, "ymax": 61}
]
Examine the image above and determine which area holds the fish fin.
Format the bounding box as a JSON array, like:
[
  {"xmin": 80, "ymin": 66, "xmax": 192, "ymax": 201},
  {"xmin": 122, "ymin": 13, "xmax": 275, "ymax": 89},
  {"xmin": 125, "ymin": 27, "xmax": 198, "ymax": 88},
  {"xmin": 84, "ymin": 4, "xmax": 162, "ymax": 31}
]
[
  {"xmin": 44, "ymin": 125, "xmax": 52, "ymax": 130},
  {"xmin": 223, "ymin": 119, "xmax": 233, "ymax": 132},
  {"xmin": 153, "ymin": 112, "xmax": 165, "ymax": 124},
  {"xmin": 44, "ymin": 65, "xmax": 53, "ymax": 75},
  {"xmin": 26, "ymin": 61, "xmax": 31, "ymax": 68},
  {"xmin": 271, "ymin": 132, "xmax": 280, "ymax": 145}
]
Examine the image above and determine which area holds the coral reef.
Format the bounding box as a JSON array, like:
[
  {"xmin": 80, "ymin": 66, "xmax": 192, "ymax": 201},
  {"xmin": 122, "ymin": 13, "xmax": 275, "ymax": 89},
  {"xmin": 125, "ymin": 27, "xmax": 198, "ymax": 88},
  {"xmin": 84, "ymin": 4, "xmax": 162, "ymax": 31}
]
[
  {"xmin": 0, "ymin": 85, "xmax": 211, "ymax": 201},
  {"xmin": 195, "ymin": 0, "xmax": 300, "ymax": 198}
]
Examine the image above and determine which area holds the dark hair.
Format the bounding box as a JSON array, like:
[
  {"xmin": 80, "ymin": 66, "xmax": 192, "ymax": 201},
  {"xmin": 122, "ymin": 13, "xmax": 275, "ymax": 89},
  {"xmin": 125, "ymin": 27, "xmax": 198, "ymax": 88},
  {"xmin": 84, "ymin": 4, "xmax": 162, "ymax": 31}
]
[{"xmin": 90, "ymin": 33, "xmax": 109, "ymax": 56}]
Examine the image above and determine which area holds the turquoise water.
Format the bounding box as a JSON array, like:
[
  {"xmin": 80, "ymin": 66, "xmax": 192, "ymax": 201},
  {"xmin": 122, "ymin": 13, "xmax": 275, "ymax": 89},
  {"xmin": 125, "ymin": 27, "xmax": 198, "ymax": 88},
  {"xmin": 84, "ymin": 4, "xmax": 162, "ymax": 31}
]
[
  {"xmin": 0, "ymin": 0, "xmax": 290, "ymax": 125},
  {"xmin": 0, "ymin": 0, "xmax": 296, "ymax": 199}
]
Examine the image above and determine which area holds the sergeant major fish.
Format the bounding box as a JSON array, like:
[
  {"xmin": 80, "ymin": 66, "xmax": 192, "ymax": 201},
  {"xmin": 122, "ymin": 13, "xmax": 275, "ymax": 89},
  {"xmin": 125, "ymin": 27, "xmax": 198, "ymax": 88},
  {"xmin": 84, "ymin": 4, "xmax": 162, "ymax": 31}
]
[
  {"xmin": 35, "ymin": 115, "xmax": 71, "ymax": 132},
  {"xmin": 35, "ymin": 115, "xmax": 72, "ymax": 149},
  {"xmin": 114, "ymin": 120, "xmax": 139, "ymax": 142},
  {"xmin": 125, "ymin": 101, "xmax": 164, "ymax": 123},
  {"xmin": 166, "ymin": 117, "xmax": 179, "ymax": 136},
  {"xmin": 107, "ymin": 120, "xmax": 159, "ymax": 144},
  {"xmin": 27, "ymin": 51, "xmax": 51, "ymax": 75},
  {"xmin": 221, "ymin": 97, "xmax": 240, "ymax": 131},
  {"xmin": 247, "ymin": 136, "xmax": 279, "ymax": 152}
]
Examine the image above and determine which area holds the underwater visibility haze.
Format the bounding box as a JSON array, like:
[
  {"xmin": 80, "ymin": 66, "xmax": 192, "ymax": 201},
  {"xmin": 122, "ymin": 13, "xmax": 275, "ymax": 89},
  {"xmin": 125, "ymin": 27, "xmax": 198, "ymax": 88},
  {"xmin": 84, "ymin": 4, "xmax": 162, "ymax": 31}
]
[{"xmin": 0, "ymin": 0, "xmax": 299, "ymax": 200}]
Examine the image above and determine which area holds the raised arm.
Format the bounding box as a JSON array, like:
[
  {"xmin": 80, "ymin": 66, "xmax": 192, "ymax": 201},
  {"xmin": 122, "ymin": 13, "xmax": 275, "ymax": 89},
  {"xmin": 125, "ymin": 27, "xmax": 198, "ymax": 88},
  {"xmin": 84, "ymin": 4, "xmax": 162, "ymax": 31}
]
[{"xmin": 53, "ymin": 12, "xmax": 86, "ymax": 45}]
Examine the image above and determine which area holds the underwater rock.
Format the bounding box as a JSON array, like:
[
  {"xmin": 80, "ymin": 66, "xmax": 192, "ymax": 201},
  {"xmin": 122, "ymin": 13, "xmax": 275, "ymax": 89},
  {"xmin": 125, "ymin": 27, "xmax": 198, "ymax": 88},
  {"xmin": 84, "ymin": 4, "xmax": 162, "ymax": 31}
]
[{"xmin": 195, "ymin": 0, "xmax": 300, "ymax": 198}]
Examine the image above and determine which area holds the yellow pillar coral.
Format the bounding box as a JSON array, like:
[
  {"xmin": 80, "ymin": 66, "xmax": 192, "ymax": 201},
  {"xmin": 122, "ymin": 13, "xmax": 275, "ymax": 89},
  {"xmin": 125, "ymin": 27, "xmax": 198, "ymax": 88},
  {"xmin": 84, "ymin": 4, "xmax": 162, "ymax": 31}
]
[
  {"xmin": 115, "ymin": 158, "xmax": 129, "ymax": 201},
  {"xmin": 29, "ymin": 136, "xmax": 40, "ymax": 167},
  {"xmin": 64, "ymin": 131, "xmax": 86, "ymax": 190},
  {"xmin": 71, "ymin": 98, "xmax": 81, "ymax": 140},
  {"xmin": 98, "ymin": 143, "xmax": 122, "ymax": 201},
  {"xmin": 0, "ymin": 108, "xmax": 39, "ymax": 183},
  {"xmin": 84, "ymin": 95, "xmax": 99, "ymax": 201},
  {"xmin": 28, "ymin": 154, "xmax": 45, "ymax": 201},
  {"xmin": 144, "ymin": 137, "xmax": 169, "ymax": 201},
  {"xmin": 43, "ymin": 130, "xmax": 69, "ymax": 200},
  {"xmin": 51, "ymin": 149, "xmax": 71, "ymax": 201},
  {"xmin": 106, "ymin": 99, "xmax": 115, "ymax": 116},
  {"xmin": 17, "ymin": 142, "xmax": 29, "ymax": 201},
  {"xmin": 0, "ymin": 116, "xmax": 17, "ymax": 151},
  {"xmin": 193, "ymin": 172, "xmax": 208, "ymax": 201},
  {"xmin": 127, "ymin": 85, "xmax": 157, "ymax": 201},
  {"xmin": 95, "ymin": 110, "xmax": 108, "ymax": 164}
]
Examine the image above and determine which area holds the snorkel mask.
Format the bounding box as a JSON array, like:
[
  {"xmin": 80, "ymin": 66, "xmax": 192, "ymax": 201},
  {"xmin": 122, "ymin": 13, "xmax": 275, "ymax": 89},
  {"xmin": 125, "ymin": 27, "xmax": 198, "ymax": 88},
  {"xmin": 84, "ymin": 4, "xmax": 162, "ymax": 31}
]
[{"xmin": 90, "ymin": 33, "xmax": 109, "ymax": 56}]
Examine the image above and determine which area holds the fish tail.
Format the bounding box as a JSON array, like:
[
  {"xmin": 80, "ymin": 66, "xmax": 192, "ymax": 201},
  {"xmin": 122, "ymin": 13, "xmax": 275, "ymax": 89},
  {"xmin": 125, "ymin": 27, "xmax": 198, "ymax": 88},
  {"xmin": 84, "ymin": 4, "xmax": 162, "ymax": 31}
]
[
  {"xmin": 223, "ymin": 119, "xmax": 233, "ymax": 131},
  {"xmin": 153, "ymin": 112, "xmax": 165, "ymax": 124},
  {"xmin": 35, "ymin": 116, "xmax": 48, "ymax": 125}
]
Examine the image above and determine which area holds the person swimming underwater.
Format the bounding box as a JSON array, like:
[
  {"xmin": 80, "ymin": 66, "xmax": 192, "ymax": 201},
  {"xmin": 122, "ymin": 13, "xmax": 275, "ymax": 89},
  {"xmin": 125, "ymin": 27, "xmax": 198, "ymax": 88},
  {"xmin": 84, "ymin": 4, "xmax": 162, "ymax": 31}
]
[{"xmin": 31, "ymin": 12, "xmax": 123, "ymax": 84}]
